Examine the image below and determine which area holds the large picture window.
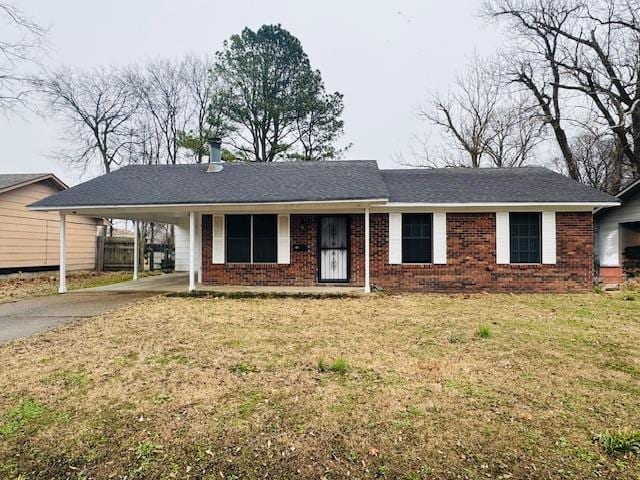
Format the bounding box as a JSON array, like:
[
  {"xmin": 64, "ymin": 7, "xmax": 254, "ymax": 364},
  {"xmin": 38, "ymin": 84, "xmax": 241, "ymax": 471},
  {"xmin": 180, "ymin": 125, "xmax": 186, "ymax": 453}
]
[
  {"xmin": 225, "ymin": 214, "xmax": 277, "ymax": 263},
  {"xmin": 402, "ymin": 213, "xmax": 432, "ymax": 263},
  {"xmin": 509, "ymin": 212, "xmax": 541, "ymax": 264}
]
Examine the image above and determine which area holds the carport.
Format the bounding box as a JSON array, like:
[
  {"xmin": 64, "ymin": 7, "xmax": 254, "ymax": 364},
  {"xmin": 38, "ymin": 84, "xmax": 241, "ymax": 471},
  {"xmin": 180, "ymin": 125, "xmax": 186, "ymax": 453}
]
[{"xmin": 44, "ymin": 207, "xmax": 199, "ymax": 294}]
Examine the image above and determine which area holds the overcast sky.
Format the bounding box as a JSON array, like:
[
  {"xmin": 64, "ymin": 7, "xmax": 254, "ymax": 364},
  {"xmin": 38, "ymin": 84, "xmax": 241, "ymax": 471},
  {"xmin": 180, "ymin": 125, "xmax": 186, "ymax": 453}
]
[{"xmin": 1, "ymin": 0, "xmax": 502, "ymax": 185}]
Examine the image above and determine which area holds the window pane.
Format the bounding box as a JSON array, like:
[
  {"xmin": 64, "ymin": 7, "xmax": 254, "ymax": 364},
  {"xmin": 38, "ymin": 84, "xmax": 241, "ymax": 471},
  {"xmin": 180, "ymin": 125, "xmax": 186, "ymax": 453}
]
[
  {"xmin": 253, "ymin": 214, "xmax": 277, "ymax": 263},
  {"xmin": 509, "ymin": 213, "xmax": 541, "ymax": 263},
  {"xmin": 226, "ymin": 215, "xmax": 251, "ymax": 263},
  {"xmin": 402, "ymin": 213, "xmax": 432, "ymax": 263}
]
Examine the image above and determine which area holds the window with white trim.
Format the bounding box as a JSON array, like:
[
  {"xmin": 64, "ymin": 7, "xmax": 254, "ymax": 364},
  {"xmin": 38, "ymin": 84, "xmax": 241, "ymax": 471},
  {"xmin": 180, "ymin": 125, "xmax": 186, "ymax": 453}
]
[{"xmin": 225, "ymin": 214, "xmax": 277, "ymax": 263}]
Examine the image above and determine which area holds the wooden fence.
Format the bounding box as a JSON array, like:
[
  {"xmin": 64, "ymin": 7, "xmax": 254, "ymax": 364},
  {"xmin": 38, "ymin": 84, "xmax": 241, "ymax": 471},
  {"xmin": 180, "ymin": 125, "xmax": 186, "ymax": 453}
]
[
  {"xmin": 96, "ymin": 236, "xmax": 135, "ymax": 271},
  {"xmin": 95, "ymin": 237, "xmax": 174, "ymax": 271}
]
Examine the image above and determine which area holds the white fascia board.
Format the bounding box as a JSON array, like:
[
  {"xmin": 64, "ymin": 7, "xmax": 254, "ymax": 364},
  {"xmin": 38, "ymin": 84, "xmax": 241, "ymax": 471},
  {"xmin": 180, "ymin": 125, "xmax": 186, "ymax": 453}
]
[
  {"xmin": 380, "ymin": 201, "xmax": 620, "ymax": 208},
  {"xmin": 374, "ymin": 202, "xmax": 619, "ymax": 213},
  {"xmin": 28, "ymin": 198, "xmax": 390, "ymax": 212}
]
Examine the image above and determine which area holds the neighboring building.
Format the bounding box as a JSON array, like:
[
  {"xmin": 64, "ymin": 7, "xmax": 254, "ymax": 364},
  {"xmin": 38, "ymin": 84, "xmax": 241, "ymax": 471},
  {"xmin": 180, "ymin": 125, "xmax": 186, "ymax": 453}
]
[
  {"xmin": 29, "ymin": 142, "xmax": 618, "ymax": 293},
  {"xmin": 595, "ymin": 178, "xmax": 640, "ymax": 285},
  {"xmin": 0, "ymin": 173, "xmax": 101, "ymax": 273}
]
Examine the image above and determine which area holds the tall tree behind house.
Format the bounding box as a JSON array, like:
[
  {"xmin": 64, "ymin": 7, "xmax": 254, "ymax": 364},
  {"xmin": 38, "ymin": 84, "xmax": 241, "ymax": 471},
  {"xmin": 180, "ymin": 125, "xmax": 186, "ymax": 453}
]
[{"xmin": 212, "ymin": 24, "xmax": 348, "ymax": 162}]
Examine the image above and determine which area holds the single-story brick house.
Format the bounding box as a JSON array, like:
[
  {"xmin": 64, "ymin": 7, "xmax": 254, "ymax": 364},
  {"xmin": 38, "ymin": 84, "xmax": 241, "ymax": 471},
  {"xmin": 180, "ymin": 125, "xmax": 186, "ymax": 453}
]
[{"xmin": 29, "ymin": 141, "xmax": 618, "ymax": 293}]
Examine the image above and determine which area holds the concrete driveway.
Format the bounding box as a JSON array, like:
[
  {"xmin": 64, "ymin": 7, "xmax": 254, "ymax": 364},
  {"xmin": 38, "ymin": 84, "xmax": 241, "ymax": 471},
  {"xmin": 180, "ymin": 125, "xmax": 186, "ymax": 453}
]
[{"xmin": 0, "ymin": 291, "xmax": 156, "ymax": 344}]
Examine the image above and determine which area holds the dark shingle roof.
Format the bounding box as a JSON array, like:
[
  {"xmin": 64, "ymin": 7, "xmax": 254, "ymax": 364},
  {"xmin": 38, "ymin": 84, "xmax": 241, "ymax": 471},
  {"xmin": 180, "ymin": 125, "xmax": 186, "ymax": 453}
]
[
  {"xmin": 29, "ymin": 162, "xmax": 618, "ymax": 209},
  {"xmin": 30, "ymin": 161, "xmax": 389, "ymax": 208},
  {"xmin": 381, "ymin": 167, "xmax": 617, "ymax": 203},
  {"xmin": 0, "ymin": 173, "xmax": 54, "ymax": 191}
]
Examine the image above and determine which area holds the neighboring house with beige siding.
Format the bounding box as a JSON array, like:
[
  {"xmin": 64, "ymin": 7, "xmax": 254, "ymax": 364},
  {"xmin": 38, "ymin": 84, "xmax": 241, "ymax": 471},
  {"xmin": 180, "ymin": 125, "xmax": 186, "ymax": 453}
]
[{"xmin": 0, "ymin": 173, "xmax": 101, "ymax": 273}]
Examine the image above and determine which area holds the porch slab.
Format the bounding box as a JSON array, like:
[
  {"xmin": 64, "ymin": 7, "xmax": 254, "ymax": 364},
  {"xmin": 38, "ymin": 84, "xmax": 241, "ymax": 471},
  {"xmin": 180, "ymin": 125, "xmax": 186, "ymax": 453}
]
[{"xmin": 75, "ymin": 272, "xmax": 364, "ymax": 295}]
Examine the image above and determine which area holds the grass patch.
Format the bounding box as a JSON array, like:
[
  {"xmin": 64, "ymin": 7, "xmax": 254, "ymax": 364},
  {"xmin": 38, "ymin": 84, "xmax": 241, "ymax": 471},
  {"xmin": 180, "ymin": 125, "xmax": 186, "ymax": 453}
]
[
  {"xmin": 318, "ymin": 356, "xmax": 349, "ymax": 375},
  {"xmin": 0, "ymin": 293, "xmax": 638, "ymax": 478},
  {"xmin": 0, "ymin": 399, "xmax": 50, "ymax": 437},
  {"xmin": 233, "ymin": 392, "xmax": 264, "ymax": 419},
  {"xmin": 594, "ymin": 430, "xmax": 640, "ymax": 455},
  {"xmin": 0, "ymin": 270, "xmax": 145, "ymax": 304},
  {"xmin": 447, "ymin": 332, "xmax": 467, "ymax": 343},
  {"xmin": 41, "ymin": 370, "xmax": 90, "ymax": 389},
  {"xmin": 476, "ymin": 325, "xmax": 492, "ymax": 339},
  {"xmin": 229, "ymin": 362, "xmax": 258, "ymax": 375}
]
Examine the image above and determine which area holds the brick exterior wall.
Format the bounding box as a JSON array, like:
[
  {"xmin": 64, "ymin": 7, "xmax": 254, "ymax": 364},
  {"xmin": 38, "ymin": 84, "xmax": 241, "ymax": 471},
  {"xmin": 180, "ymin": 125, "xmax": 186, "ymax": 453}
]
[
  {"xmin": 201, "ymin": 211, "xmax": 594, "ymax": 292},
  {"xmin": 201, "ymin": 214, "xmax": 364, "ymax": 286},
  {"xmin": 369, "ymin": 212, "xmax": 593, "ymax": 293}
]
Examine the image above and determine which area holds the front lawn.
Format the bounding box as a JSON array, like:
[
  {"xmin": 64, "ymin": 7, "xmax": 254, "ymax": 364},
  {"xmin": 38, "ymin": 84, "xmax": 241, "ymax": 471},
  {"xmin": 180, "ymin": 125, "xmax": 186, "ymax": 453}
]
[{"xmin": 0, "ymin": 292, "xmax": 639, "ymax": 479}]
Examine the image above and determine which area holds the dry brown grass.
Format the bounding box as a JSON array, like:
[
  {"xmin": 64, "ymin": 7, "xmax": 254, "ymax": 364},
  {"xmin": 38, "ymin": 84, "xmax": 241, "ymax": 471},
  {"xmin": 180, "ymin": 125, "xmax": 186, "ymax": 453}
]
[
  {"xmin": 0, "ymin": 292, "xmax": 639, "ymax": 479},
  {"xmin": 0, "ymin": 271, "xmax": 136, "ymax": 304}
]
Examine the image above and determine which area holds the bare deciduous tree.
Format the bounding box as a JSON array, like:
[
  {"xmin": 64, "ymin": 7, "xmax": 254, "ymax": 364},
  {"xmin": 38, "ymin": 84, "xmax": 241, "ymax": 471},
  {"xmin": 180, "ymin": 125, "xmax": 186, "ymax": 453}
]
[
  {"xmin": 483, "ymin": 0, "xmax": 582, "ymax": 179},
  {"xmin": 419, "ymin": 58, "xmax": 500, "ymax": 167},
  {"xmin": 128, "ymin": 59, "xmax": 189, "ymax": 165},
  {"xmin": 36, "ymin": 67, "xmax": 139, "ymax": 174},
  {"xmin": 571, "ymin": 129, "xmax": 619, "ymax": 192},
  {"xmin": 179, "ymin": 54, "xmax": 230, "ymax": 162},
  {"xmin": 484, "ymin": 0, "xmax": 640, "ymax": 190},
  {"xmin": 0, "ymin": 3, "xmax": 45, "ymax": 112},
  {"xmin": 486, "ymin": 96, "xmax": 546, "ymax": 167},
  {"xmin": 416, "ymin": 57, "xmax": 545, "ymax": 168}
]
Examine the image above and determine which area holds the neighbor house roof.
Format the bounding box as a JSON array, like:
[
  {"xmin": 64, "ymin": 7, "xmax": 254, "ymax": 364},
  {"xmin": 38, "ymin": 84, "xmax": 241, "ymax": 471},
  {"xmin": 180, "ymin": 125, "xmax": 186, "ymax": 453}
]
[
  {"xmin": 29, "ymin": 161, "xmax": 618, "ymax": 210},
  {"xmin": 0, "ymin": 173, "xmax": 67, "ymax": 195},
  {"xmin": 615, "ymin": 177, "xmax": 640, "ymax": 201},
  {"xmin": 381, "ymin": 167, "xmax": 617, "ymax": 204}
]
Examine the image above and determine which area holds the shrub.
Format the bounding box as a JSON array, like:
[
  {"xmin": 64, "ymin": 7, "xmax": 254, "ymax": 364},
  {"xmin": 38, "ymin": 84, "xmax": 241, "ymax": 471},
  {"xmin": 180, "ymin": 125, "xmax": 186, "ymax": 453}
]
[
  {"xmin": 477, "ymin": 326, "xmax": 491, "ymax": 339},
  {"xmin": 593, "ymin": 430, "xmax": 640, "ymax": 455}
]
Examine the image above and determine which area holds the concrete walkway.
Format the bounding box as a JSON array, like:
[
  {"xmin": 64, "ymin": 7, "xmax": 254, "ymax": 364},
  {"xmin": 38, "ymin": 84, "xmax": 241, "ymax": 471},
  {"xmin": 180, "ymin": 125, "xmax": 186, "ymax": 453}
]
[
  {"xmin": 80, "ymin": 272, "xmax": 189, "ymax": 293},
  {"xmin": 0, "ymin": 291, "xmax": 156, "ymax": 344}
]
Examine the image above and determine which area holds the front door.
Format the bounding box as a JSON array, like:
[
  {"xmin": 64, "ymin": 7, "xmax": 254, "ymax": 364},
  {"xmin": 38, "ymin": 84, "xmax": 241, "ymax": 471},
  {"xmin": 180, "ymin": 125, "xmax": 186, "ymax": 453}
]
[{"xmin": 319, "ymin": 216, "xmax": 349, "ymax": 282}]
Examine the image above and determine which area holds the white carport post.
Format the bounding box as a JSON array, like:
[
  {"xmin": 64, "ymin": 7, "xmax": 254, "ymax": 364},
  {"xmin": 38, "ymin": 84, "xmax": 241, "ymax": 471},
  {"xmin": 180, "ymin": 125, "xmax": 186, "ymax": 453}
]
[
  {"xmin": 188, "ymin": 211, "xmax": 196, "ymax": 292},
  {"xmin": 133, "ymin": 221, "xmax": 139, "ymax": 280},
  {"xmin": 58, "ymin": 212, "xmax": 67, "ymax": 293},
  {"xmin": 364, "ymin": 207, "xmax": 371, "ymax": 293}
]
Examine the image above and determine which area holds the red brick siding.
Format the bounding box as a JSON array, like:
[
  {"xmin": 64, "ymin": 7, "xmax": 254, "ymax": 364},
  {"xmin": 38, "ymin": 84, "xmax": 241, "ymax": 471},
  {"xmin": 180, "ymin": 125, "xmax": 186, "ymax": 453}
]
[
  {"xmin": 201, "ymin": 214, "xmax": 364, "ymax": 286},
  {"xmin": 369, "ymin": 212, "xmax": 593, "ymax": 292},
  {"xmin": 201, "ymin": 211, "xmax": 594, "ymax": 292}
]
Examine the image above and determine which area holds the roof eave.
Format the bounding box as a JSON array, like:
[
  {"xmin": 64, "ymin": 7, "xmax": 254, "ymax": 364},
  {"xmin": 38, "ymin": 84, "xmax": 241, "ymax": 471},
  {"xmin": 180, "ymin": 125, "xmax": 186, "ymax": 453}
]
[
  {"xmin": 382, "ymin": 201, "xmax": 620, "ymax": 208},
  {"xmin": 28, "ymin": 197, "xmax": 391, "ymax": 211}
]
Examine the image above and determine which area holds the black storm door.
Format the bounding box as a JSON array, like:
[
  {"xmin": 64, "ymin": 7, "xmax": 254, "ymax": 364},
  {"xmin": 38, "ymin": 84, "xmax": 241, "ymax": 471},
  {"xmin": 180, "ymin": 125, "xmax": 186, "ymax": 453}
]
[{"xmin": 319, "ymin": 216, "xmax": 349, "ymax": 282}]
